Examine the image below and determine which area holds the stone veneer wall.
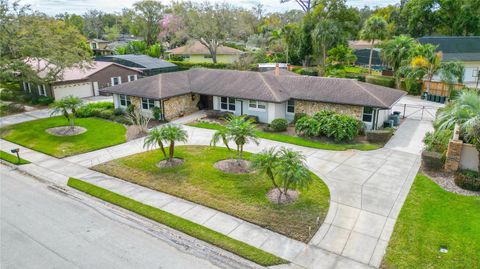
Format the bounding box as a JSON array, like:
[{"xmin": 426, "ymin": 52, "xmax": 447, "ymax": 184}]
[
  {"xmin": 295, "ymin": 100, "xmax": 363, "ymax": 119},
  {"xmin": 163, "ymin": 93, "xmax": 200, "ymax": 120},
  {"xmin": 129, "ymin": 96, "xmax": 142, "ymax": 108}
]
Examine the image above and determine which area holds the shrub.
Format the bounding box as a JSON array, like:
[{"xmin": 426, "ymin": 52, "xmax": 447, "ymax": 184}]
[
  {"xmin": 400, "ymin": 80, "xmax": 422, "ymax": 95},
  {"xmin": 75, "ymin": 102, "xmax": 115, "ymax": 118},
  {"xmin": 454, "ymin": 170, "xmax": 480, "ymax": 191},
  {"xmin": 0, "ymin": 103, "xmax": 25, "ymax": 116},
  {"xmin": 423, "ymin": 129, "xmax": 452, "ymax": 154},
  {"xmin": 206, "ymin": 110, "xmax": 233, "ymax": 120},
  {"xmin": 99, "ymin": 109, "xmax": 114, "ymax": 119},
  {"xmin": 37, "ymin": 96, "xmax": 54, "ymax": 105},
  {"xmin": 421, "ymin": 151, "xmax": 444, "ymax": 170},
  {"xmin": 293, "ymin": 113, "xmax": 307, "ymax": 123},
  {"xmin": 245, "ymin": 115, "xmax": 259, "ymax": 123},
  {"xmin": 366, "ymin": 129, "xmax": 393, "ymax": 143},
  {"xmin": 168, "ymin": 61, "xmax": 227, "ymax": 70},
  {"xmin": 269, "ymin": 118, "xmax": 288, "ymax": 132},
  {"xmin": 295, "ymin": 116, "xmax": 321, "ymax": 137},
  {"xmin": 0, "ymin": 89, "xmax": 17, "ymax": 101},
  {"xmin": 345, "ymin": 73, "xmax": 366, "ymax": 82},
  {"xmin": 321, "ymin": 114, "xmax": 361, "ymax": 142},
  {"xmin": 366, "ymin": 75, "xmax": 395, "ymax": 88},
  {"xmin": 113, "ymin": 108, "xmax": 124, "ymax": 116},
  {"xmin": 152, "ymin": 106, "xmax": 162, "ymax": 120}
]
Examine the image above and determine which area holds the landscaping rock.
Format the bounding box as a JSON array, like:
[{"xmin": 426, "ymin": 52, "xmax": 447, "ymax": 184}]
[
  {"xmin": 126, "ymin": 125, "xmax": 147, "ymax": 141},
  {"xmin": 422, "ymin": 168, "xmax": 479, "ymax": 196},
  {"xmin": 156, "ymin": 158, "xmax": 184, "ymax": 168},
  {"xmin": 267, "ymin": 188, "xmax": 299, "ymax": 204},
  {"xmin": 214, "ymin": 159, "xmax": 251, "ymax": 174},
  {"xmin": 421, "ymin": 151, "xmax": 444, "ymax": 170},
  {"xmin": 46, "ymin": 126, "xmax": 86, "ymax": 136}
]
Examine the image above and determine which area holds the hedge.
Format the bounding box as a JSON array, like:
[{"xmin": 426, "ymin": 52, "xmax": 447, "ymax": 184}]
[
  {"xmin": 365, "ymin": 75, "xmax": 395, "ymax": 88},
  {"xmin": 454, "ymin": 170, "xmax": 480, "ymax": 191},
  {"xmin": 168, "ymin": 61, "xmax": 228, "ymax": 70}
]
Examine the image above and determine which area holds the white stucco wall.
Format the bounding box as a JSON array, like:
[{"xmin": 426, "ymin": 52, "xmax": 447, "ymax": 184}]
[{"xmin": 460, "ymin": 144, "xmax": 479, "ymax": 172}]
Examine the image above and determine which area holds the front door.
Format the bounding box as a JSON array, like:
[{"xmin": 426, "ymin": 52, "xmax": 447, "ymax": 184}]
[{"xmin": 199, "ymin": 95, "xmax": 213, "ymax": 110}]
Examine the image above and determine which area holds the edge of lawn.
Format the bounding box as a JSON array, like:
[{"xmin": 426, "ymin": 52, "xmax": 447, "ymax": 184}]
[
  {"xmin": 187, "ymin": 122, "xmax": 381, "ymax": 151},
  {"xmin": 0, "ymin": 150, "xmax": 30, "ymax": 165},
  {"xmin": 67, "ymin": 177, "xmax": 288, "ymax": 266}
]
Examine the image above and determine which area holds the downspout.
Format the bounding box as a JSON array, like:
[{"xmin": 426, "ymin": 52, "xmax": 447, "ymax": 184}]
[
  {"xmin": 161, "ymin": 99, "xmax": 166, "ymax": 121},
  {"xmin": 373, "ymin": 109, "xmax": 379, "ymax": 130}
]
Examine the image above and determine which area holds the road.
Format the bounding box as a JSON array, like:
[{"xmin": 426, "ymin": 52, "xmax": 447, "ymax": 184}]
[{"xmin": 0, "ymin": 166, "xmax": 221, "ymax": 269}]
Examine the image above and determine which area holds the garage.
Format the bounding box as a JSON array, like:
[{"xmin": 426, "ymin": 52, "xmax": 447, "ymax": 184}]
[{"xmin": 52, "ymin": 82, "xmax": 94, "ymax": 100}]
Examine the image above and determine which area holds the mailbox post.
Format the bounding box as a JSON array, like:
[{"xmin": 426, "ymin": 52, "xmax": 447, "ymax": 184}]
[{"xmin": 10, "ymin": 148, "xmax": 20, "ymax": 164}]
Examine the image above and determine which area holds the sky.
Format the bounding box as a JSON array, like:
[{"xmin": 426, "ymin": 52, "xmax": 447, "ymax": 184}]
[{"xmin": 21, "ymin": 0, "xmax": 399, "ymax": 16}]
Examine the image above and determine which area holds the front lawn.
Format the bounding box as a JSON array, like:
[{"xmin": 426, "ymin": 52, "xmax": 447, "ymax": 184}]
[
  {"xmin": 188, "ymin": 121, "xmax": 381, "ymax": 151},
  {"xmin": 0, "ymin": 117, "xmax": 127, "ymax": 158},
  {"xmin": 68, "ymin": 178, "xmax": 287, "ymax": 266},
  {"xmin": 382, "ymin": 173, "xmax": 480, "ymax": 268},
  {"xmin": 93, "ymin": 145, "xmax": 330, "ymax": 242},
  {"xmin": 0, "ymin": 150, "xmax": 30, "ymax": 165}
]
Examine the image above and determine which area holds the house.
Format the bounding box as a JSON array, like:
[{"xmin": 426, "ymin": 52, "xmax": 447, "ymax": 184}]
[
  {"xmin": 418, "ymin": 36, "xmax": 480, "ymax": 87},
  {"xmin": 166, "ymin": 40, "xmax": 245, "ymax": 63},
  {"xmin": 22, "ymin": 60, "xmax": 143, "ymax": 100},
  {"xmin": 100, "ymin": 66, "xmax": 406, "ymax": 130},
  {"xmin": 348, "ymin": 40, "xmax": 381, "ymax": 50},
  {"xmin": 88, "ymin": 39, "xmax": 113, "ymax": 56},
  {"xmin": 96, "ymin": 54, "xmax": 178, "ymax": 76}
]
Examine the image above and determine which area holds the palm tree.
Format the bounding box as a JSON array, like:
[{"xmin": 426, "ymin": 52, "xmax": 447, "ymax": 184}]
[
  {"xmin": 251, "ymin": 147, "xmax": 282, "ymax": 194},
  {"xmin": 210, "ymin": 115, "xmax": 259, "ymax": 160},
  {"xmin": 360, "ymin": 15, "xmax": 388, "ymax": 74},
  {"xmin": 276, "ymin": 148, "xmax": 312, "ymax": 200},
  {"xmin": 435, "ymin": 90, "xmax": 480, "ymax": 134},
  {"xmin": 380, "ymin": 35, "xmax": 417, "ymax": 87},
  {"xmin": 312, "ymin": 19, "xmax": 343, "ymax": 75},
  {"xmin": 50, "ymin": 95, "xmax": 83, "ymax": 128},
  {"xmin": 144, "ymin": 124, "xmax": 188, "ymax": 162}
]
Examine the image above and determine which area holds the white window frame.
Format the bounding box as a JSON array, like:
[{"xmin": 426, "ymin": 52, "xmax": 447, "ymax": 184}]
[
  {"xmin": 119, "ymin": 94, "xmax": 131, "ymax": 107},
  {"xmin": 248, "ymin": 100, "xmax": 266, "ymax": 111},
  {"xmin": 111, "ymin": 76, "xmax": 122, "ymax": 86},
  {"xmin": 37, "ymin": 85, "xmax": 47, "ymax": 96},
  {"xmin": 286, "ymin": 100, "xmax": 295, "ymax": 114},
  {"xmin": 128, "ymin": 74, "xmax": 138, "ymax": 82},
  {"xmin": 23, "ymin": 82, "xmax": 31, "ymax": 93},
  {"xmin": 362, "ymin": 106, "xmax": 374, "ymax": 123},
  {"xmin": 220, "ymin": 97, "xmax": 235, "ymax": 112},
  {"xmin": 141, "ymin": 98, "xmax": 156, "ymax": 110}
]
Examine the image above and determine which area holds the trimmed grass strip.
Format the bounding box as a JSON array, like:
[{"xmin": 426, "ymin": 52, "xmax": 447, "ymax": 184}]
[
  {"xmin": 188, "ymin": 122, "xmax": 381, "ymax": 151},
  {"xmin": 0, "ymin": 150, "xmax": 30, "ymax": 165},
  {"xmin": 67, "ymin": 177, "xmax": 288, "ymax": 266}
]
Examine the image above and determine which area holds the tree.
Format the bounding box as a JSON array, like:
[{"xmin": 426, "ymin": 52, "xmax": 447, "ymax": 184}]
[
  {"xmin": 83, "ymin": 9, "xmax": 105, "ymax": 39},
  {"xmin": 380, "ymin": 35, "xmax": 417, "ymax": 87},
  {"xmin": 143, "ymin": 124, "xmax": 188, "ymax": 162},
  {"xmin": 178, "ymin": 2, "xmax": 236, "ymax": 63},
  {"xmin": 435, "ymin": 90, "xmax": 480, "ymax": 135},
  {"xmin": 312, "ymin": 19, "xmax": 343, "ymax": 73},
  {"xmin": 133, "ymin": 0, "xmax": 164, "ymax": 46},
  {"xmin": 210, "ymin": 115, "xmax": 259, "ymax": 160},
  {"xmin": 360, "ymin": 15, "xmax": 388, "ymax": 74},
  {"xmin": 299, "ymin": 14, "xmax": 314, "ymax": 67},
  {"xmin": 326, "ymin": 44, "xmax": 356, "ymax": 66},
  {"xmin": 0, "ymin": 2, "xmax": 92, "ymax": 85},
  {"xmin": 251, "ymin": 147, "xmax": 282, "ymax": 195},
  {"xmin": 281, "ymin": 0, "xmax": 319, "ymax": 13},
  {"xmin": 50, "ymin": 96, "xmax": 83, "ymax": 128},
  {"xmin": 276, "ymin": 148, "xmax": 312, "ymax": 200},
  {"xmin": 103, "ymin": 25, "xmax": 120, "ymax": 41}
]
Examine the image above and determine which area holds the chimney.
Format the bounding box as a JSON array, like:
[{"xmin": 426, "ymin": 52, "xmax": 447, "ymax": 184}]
[{"xmin": 275, "ymin": 63, "xmax": 279, "ymax": 76}]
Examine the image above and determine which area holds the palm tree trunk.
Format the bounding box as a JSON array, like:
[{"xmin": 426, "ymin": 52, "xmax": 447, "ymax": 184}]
[
  {"xmin": 158, "ymin": 141, "xmax": 167, "ymax": 159},
  {"xmin": 368, "ymin": 39, "xmax": 375, "ymax": 74},
  {"xmin": 169, "ymin": 141, "xmax": 174, "ymax": 161}
]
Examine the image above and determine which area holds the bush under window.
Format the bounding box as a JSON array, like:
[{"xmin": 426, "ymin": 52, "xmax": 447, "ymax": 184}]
[{"xmin": 268, "ymin": 118, "xmax": 288, "ymax": 132}]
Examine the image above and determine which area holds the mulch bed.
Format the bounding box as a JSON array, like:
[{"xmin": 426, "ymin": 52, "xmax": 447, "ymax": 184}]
[
  {"xmin": 422, "ymin": 167, "xmax": 480, "ymax": 196},
  {"xmin": 46, "ymin": 126, "xmax": 87, "ymax": 136},
  {"xmin": 267, "ymin": 188, "xmax": 299, "ymax": 204},
  {"xmin": 156, "ymin": 158, "xmax": 184, "ymax": 168},
  {"xmin": 214, "ymin": 159, "xmax": 251, "ymax": 174}
]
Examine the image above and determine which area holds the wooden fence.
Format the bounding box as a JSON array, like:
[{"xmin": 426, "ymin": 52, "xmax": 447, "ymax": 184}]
[{"xmin": 421, "ymin": 81, "xmax": 465, "ymax": 97}]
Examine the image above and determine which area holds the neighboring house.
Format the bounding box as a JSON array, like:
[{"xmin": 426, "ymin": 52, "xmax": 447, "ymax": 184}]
[
  {"xmin": 96, "ymin": 54, "xmax": 178, "ymax": 76},
  {"xmin": 166, "ymin": 40, "xmax": 245, "ymax": 63},
  {"xmin": 418, "ymin": 36, "xmax": 480, "ymax": 87},
  {"xmin": 100, "ymin": 67, "xmax": 405, "ymax": 129},
  {"xmin": 88, "ymin": 39, "xmax": 113, "ymax": 56},
  {"xmin": 22, "ymin": 60, "xmax": 142, "ymax": 100},
  {"xmin": 258, "ymin": 63, "xmax": 289, "ymax": 72},
  {"xmin": 348, "ymin": 40, "xmax": 381, "ymax": 50}
]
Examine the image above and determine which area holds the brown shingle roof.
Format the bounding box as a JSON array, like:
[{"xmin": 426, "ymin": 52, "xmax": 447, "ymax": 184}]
[
  {"xmin": 167, "ymin": 40, "xmax": 244, "ymax": 55},
  {"xmin": 101, "ymin": 69, "xmax": 406, "ymax": 109}
]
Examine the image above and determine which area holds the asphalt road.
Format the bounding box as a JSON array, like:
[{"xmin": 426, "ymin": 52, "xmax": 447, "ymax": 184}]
[{"xmin": 0, "ymin": 166, "xmax": 221, "ymax": 269}]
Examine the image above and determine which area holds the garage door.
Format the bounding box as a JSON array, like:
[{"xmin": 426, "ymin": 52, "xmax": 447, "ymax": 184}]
[{"xmin": 53, "ymin": 82, "xmax": 93, "ymax": 100}]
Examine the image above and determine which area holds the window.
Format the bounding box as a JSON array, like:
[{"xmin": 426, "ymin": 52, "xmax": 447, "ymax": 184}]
[
  {"xmin": 286, "ymin": 100, "xmax": 295, "ymax": 113},
  {"xmin": 23, "ymin": 82, "xmax": 31, "ymax": 93},
  {"xmin": 92, "ymin": 43, "xmax": 97, "ymax": 49},
  {"xmin": 142, "ymin": 98, "xmax": 156, "ymax": 110},
  {"xmin": 128, "ymin": 75, "xmax": 138, "ymax": 82},
  {"xmin": 362, "ymin": 106, "xmax": 373, "ymax": 122},
  {"xmin": 111, "ymin": 76, "xmax": 121, "ymax": 86},
  {"xmin": 220, "ymin": 97, "xmax": 235, "ymax": 111},
  {"xmin": 37, "ymin": 85, "xmax": 47, "ymax": 96},
  {"xmin": 248, "ymin": 100, "xmax": 266, "ymax": 111},
  {"xmin": 119, "ymin": 94, "xmax": 131, "ymax": 107}
]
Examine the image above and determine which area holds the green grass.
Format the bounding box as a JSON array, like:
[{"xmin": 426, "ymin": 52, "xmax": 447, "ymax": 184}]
[
  {"xmin": 188, "ymin": 121, "xmax": 381, "ymax": 151},
  {"xmin": 0, "ymin": 117, "xmax": 127, "ymax": 158},
  {"xmin": 93, "ymin": 145, "xmax": 330, "ymax": 242},
  {"xmin": 67, "ymin": 177, "xmax": 287, "ymax": 266},
  {"xmin": 382, "ymin": 173, "xmax": 480, "ymax": 269},
  {"xmin": 0, "ymin": 150, "xmax": 30, "ymax": 165}
]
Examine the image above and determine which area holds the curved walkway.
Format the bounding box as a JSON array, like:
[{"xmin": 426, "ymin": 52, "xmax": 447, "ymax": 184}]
[{"xmin": 1, "ymin": 118, "xmax": 426, "ymax": 269}]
